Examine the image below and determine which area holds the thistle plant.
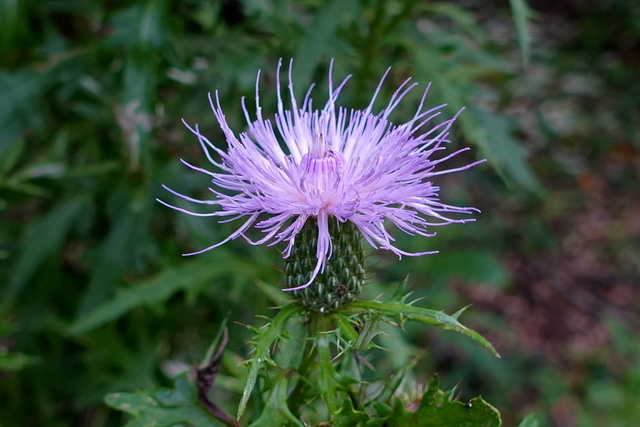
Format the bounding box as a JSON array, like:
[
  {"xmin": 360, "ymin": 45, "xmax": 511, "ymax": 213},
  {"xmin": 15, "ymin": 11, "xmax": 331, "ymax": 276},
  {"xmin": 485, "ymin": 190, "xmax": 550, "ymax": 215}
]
[{"xmin": 108, "ymin": 61, "xmax": 502, "ymax": 426}]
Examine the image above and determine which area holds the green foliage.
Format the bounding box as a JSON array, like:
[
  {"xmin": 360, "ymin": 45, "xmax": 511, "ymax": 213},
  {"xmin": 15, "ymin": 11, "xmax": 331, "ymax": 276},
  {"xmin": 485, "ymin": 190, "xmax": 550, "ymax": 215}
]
[
  {"xmin": 344, "ymin": 300, "xmax": 500, "ymax": 357},
  {"xmin": 388, "ymin": 376, "xmax": 501, "ymax": 427},
  {"xmin": 3, "ymin": 0, "xmax": 637, "ymax": 426},
  {"xmin": 109, "ymin": 290, "xmax": 499, "ymax": 426},
  {"xmin": 247, "ymin": 374, "xmax": 304, "ymax": 427},
  {"xmin": 508, "ymin": 0, "xmax": 532, "ymax": 65},
  {"xmin": 105, "ymin": 373, "xmax": 225, "ymax": 427},
  {"xmin": 238, "ymin": 304, "xmax": 304, "ymax": 419},
  {"xmin": 517, "ymin": 413, "xmax": 540, "ymax": 427},
  {"xmin": 69, "ymin": 252, "xmax": 259, "ymax": 335}
]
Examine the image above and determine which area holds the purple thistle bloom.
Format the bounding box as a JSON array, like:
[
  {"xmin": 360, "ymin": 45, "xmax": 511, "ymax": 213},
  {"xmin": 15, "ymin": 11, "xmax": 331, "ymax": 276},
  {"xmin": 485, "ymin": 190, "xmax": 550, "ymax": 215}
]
[{"xmin": 159, "ymin": 60, "xmax": 484, "ymax": 291}]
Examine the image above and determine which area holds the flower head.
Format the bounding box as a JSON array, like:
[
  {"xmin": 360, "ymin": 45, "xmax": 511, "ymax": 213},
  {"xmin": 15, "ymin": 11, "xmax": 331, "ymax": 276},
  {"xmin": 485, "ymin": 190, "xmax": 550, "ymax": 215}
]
[{"xmin": 160, "ymin": 60, "xmax": 483, "ymax": 291}]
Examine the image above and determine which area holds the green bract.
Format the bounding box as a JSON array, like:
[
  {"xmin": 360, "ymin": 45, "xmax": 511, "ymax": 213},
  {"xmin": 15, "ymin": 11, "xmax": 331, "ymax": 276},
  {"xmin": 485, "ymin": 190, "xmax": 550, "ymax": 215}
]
[{"xmin": 289, "ymin": 218, "xmax": 365, "ymax": 313}]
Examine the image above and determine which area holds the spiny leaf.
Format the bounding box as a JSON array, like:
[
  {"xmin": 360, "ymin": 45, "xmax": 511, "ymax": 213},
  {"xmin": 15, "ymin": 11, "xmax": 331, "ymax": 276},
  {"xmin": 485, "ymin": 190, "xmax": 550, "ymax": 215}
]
[
  {"xmin": 387, "ymin": 375, "xmax": 501, "ymax": 427},
  {"xmin": 238, "ymin": 304, "xmax": 303, "ymax": 420},
  {"xmin": 353, "ymin": 313, "xmax": 382, "ymax": 351},
  {"xmin": 391, "ymin": 276, "xmax": 411, "ymax": 303},
  {"xmin": 344, "ymin": 301, "xmax": 500, "ymax": 358}
]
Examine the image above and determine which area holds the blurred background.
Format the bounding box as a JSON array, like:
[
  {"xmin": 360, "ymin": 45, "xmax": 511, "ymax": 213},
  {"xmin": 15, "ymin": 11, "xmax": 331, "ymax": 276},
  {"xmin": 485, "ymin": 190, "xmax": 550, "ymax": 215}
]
[{"xmin": 1, "ymin": 0, "xmax": 639, "ymax": 426}]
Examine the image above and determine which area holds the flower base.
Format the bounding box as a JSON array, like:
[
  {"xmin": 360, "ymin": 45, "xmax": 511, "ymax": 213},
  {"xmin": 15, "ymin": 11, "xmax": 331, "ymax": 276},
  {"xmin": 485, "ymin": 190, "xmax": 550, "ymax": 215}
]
[{"xmin": 286, "ymin": 218, "xmax": 365, "ymax": 313}]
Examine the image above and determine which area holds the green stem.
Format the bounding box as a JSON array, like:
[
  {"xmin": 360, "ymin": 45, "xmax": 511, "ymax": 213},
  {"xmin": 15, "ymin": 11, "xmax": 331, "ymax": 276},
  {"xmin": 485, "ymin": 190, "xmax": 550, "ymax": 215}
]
[
  {"xmin": 287, "ymin": 313, "xmax": 339, "ymax": 418},
  {"xmin": 314, "ymin": 313, "xmax": 338, "ymax": 415},
  {"xmin": 287, "ymin": 320, "xmax": 317, "ymax": 417}
]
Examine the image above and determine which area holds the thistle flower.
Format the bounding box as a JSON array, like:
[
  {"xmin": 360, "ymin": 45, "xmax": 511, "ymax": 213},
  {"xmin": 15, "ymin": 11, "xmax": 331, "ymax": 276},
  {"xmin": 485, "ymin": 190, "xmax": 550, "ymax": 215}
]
[{"xmin": 159, "ymin": 60, "xmax": 483, "ymax": 294}]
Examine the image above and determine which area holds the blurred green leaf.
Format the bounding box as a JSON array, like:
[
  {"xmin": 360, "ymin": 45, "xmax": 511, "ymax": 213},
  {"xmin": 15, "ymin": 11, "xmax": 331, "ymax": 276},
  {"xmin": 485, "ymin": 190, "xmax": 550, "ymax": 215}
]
[
  {"xmin": 426, "ymin": 3, "xmax": 486, "ymax": 42},
  {"xmin": 70, "ymin": 252, "xmax": 256, "ymax": 335},
  {"xmin": 509, "ymin": 0, "xmax": 532, "ymax": 65},
  {"xmin": 105, "ymin": 372, "xmax": 224, "ymax": 427},
  {"xmin": 426, "ymin": 251, "xmax": 510, "ymax": 289},
  {"xmin": 0, "ymin": 0, "xmax": 22, "ymax": 58},
  {"xmin": 469, "ymin": 107, "xmax": 541, "ymax": 191},
  {"xmin": 517, "ymin": 413, "xmax": 540, "ymax": 427},
  {"xmin": 4, "ymin": 196, "xmax": 87, "ymax": 312},
  {"xmin": 0, "ymin": 71, "xmax": 45, "ymax": 152},
  {"xmin": 0, "ymin": 351, "xmax": 39, "ymax": 372},
  {"xmin": 292, "ymin": 0, "xmax": 359, "ymax": 91}
]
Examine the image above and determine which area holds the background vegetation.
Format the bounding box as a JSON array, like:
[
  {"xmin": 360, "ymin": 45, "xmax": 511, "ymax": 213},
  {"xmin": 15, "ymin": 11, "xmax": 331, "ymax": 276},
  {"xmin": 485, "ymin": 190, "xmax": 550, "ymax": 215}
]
[{"xmin": 1, "ymin": 0, "xmax": 638, "ymax": 426}]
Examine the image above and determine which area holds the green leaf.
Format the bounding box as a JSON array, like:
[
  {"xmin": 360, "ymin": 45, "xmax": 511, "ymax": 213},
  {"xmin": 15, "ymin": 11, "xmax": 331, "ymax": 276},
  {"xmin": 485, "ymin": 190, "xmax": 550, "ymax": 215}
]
[
  {"xmin": 335, "ymin": 313, "xmax": 359, "ymax": 345},
  {"xmin": 332, "ymin": 397, "xmax": 369, "ymax": 427},
  {"xmin": 105, "ymin": 373, "xmax": 225, "ymax": 427},
  {"xmin": 425, "ymin": 3, "xmax": 486, "ymax": 42},
  {"xmin": 238, "ymin": 304, "xmax": 304, "ymax": 419},
  {"xmin": 292, "ymin": 0, "xmax": 359, "ymax": 91},
  {"xmin": 424, "ymin": 251, "xmax": 510, "ymax": 290},
  {"xmin": 247, "ymin": 374, "xmax": 303, "ymax": 427},
  {"xmin": 388, "ymin": 376, "xmax": 501, "ymax": 426},
  {"xmin": 517, "ymin": 413, "xmax": 540, "ymax": 427},
  {"xmin": 468, "ymin": 107, "xmax": 541, "ymax": 191},
  {"xmin": 344, "ymin": 301, "xmax": 500, "ymax": 358},
  {"xmin": 0, "ymin": 0, "xmax": 23, "ymax": 57},
  {"xmin": 69, "ymin": 252, "xmax": 256, "ymax": 335},
  {"xmin": 353, "ymin": 313, "xmax": 382, "ymax": 351},
  {"xmin": 508, "ymin": 0, "xmax": 532, "ymax": 65},
  {"xmin": 411, "ymin": 47, "xmax": 539, "ymax": 191},
  {"xmin": 316, "ymin": 315, "xmax": 339, "ymax": 414},
  {"xmin": 3, "ymin": 196, "xmax": 86, "ymax": 312},
  {"xmin": 256, "ymin": 280, "xmax": 293, "ymax": 307},
  {"xmin": 0, "ymin": 351, "xmax": 39, "ymax": 371}
]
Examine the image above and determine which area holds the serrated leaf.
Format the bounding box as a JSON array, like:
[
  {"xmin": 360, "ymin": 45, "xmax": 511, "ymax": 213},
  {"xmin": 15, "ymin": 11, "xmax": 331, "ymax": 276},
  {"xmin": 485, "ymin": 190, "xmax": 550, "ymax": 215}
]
[
  {"xmin": 344, "ymin": 301, "xmax": 500, "ymax": 358},
  {"xmin": 388, "ymin": 375, "xmax": 501, "ymax": 427},
  {"xmin": 104, "ymin": 373, "xmax": 224, "ymax": 427},
  {"xmin": 238, "ymin": 304, "xmax": 303, "ymax": 419}
]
